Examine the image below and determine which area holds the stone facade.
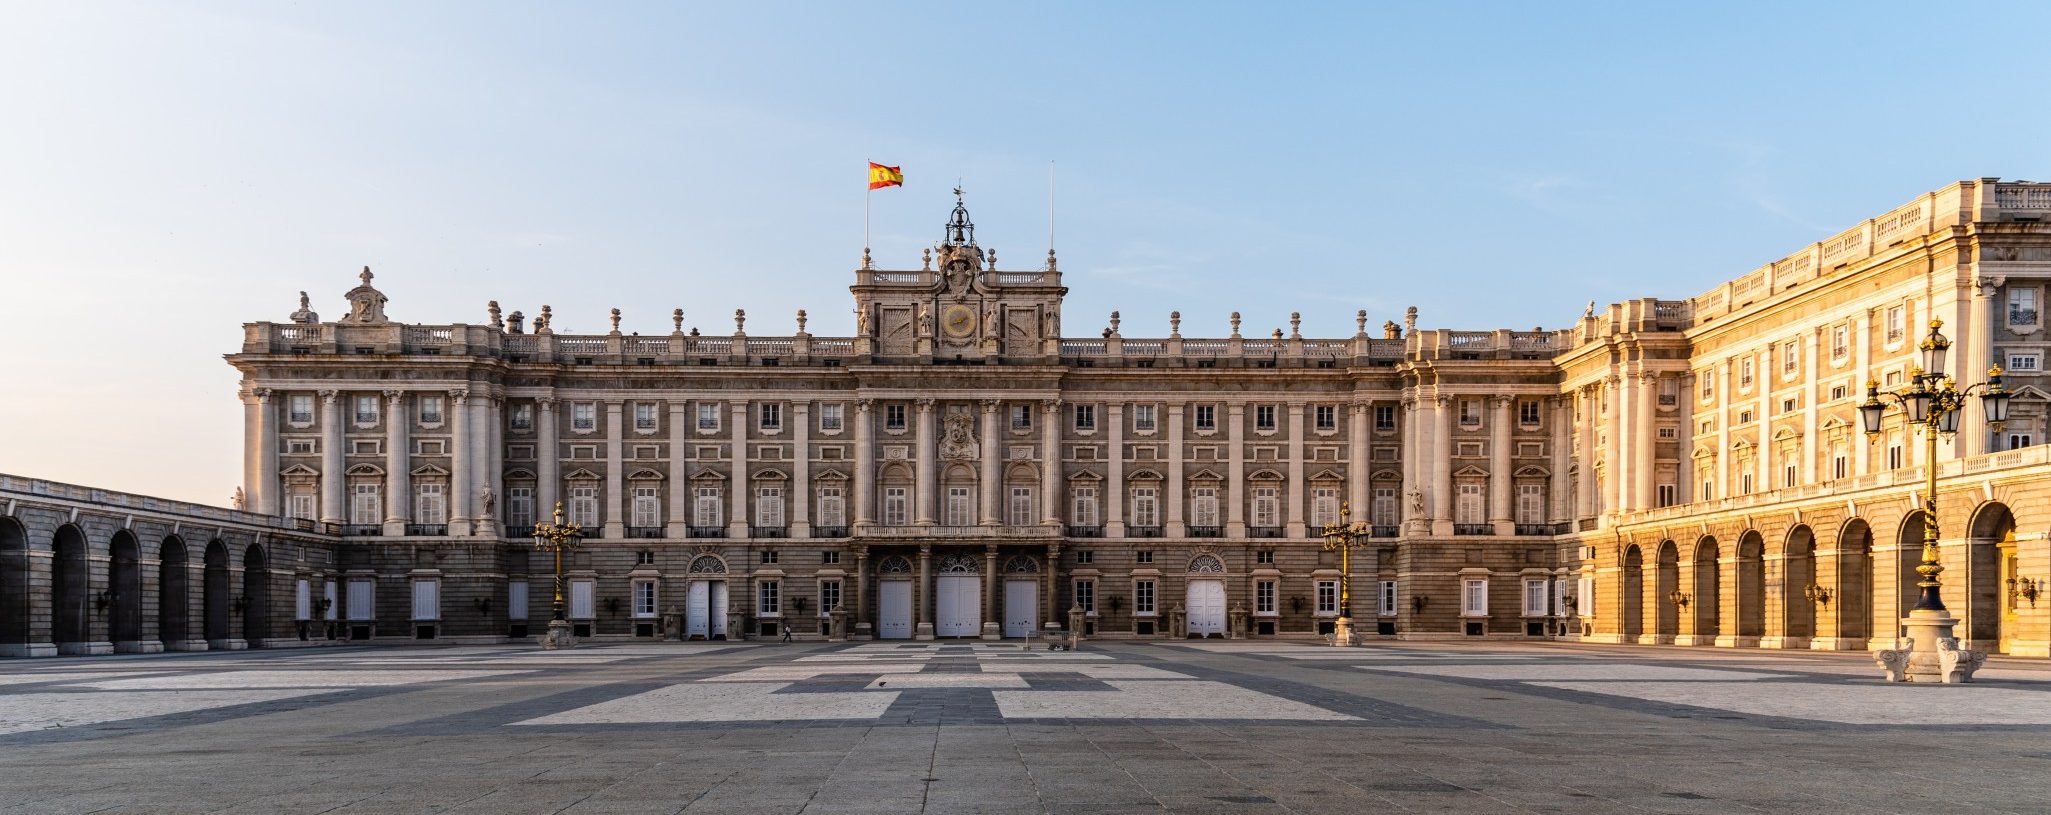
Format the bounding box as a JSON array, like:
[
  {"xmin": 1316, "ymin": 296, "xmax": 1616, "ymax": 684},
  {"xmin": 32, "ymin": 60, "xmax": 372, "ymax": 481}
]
[{"xmin": 7, "ymin": 178, "xmax": 2051, "ymax": 657}]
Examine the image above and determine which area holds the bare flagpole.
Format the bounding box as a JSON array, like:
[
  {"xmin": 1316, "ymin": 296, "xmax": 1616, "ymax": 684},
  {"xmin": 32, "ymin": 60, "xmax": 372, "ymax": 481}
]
[{"xmin": 1046, "ymin": 160, "xmax": 1056, "ymax": 269}]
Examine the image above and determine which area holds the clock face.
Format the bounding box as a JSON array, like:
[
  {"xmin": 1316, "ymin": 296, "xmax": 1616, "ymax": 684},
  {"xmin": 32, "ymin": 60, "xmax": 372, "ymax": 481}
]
[{"xmin": 943, "ymin": 304, "xmax": 977, "ymax": 338}]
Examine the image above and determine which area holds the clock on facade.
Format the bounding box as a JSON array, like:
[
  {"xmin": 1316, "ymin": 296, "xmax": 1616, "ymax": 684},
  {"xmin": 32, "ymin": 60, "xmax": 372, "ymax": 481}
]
[{"xmin": 942, "ymin": 304, "xmax": 977, "ymax": 338}]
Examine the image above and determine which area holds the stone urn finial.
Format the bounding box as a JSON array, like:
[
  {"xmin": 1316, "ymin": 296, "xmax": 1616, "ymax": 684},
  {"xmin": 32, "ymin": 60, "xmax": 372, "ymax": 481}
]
[
  {"xmin": 1170, "ymin": 310, "xmax": 1181, "ymax": 337},
  {"xmin": 672, "ymin": 308, "xmax": 684, "ymax": 333},
  {"xmin": 796, "ymin": 308, "xmax": 809, "ymax": 334},
  {"xmin": 609, "ymin": 308, "xmax": 622, "ymax": 334},
  {"xmin": 1230, "ymin": 311, "xmax": 1242, "ymax": 338}
]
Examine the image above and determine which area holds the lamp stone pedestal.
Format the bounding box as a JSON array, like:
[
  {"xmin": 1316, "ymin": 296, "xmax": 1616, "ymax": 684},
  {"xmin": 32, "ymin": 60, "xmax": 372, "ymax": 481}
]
[
  {"xmin": 1332, "ymin": 615, "xmax": 1355, "ymax": 647},
  {"xmin": 541, "ymin": 619, "xmax": 577, "ymax": 650},
  {"xmin": 1874, "ymin": 609, "xmax": 1985, "ymax": 683}
]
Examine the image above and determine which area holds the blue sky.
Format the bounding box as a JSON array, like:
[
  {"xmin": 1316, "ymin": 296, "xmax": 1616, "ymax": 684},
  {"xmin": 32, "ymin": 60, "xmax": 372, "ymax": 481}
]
[{"xmin": 4, "ymin": 1, "xmax": 2048, "ymax": 503}]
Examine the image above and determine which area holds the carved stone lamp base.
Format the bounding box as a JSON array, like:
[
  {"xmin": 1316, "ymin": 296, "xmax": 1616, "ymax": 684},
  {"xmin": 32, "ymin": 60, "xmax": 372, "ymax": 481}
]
[
  {"xmin": 541, "ymin": 619, "xmax": 577, "ymax": 651},
  {"xmin": 1873, "ymin": 610, "xmax": 1985, "ymax": 683},
  {"xmin": 1331, "ymin": 616, "xmax": 1355, "ymax": 647}
]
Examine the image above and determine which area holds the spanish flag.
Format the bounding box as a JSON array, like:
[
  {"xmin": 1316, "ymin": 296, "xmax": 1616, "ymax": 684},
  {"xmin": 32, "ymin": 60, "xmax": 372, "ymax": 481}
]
[{"xmin": 868, "ymin": 162, "xmax": 904, "ymax": 190}]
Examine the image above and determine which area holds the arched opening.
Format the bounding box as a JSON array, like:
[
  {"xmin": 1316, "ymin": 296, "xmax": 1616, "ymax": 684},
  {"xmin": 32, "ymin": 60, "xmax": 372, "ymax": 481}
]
[
  {"xmin": 203, "ymin": 540, "xmax": 230, "ymax": 645},
  {"xmin": 1693, "ymin": 537, "xmax": 1720, "ymax": 638},
  {"xmin": 1894, "ymin": 511, "xmax": 1930, "ymax": 637},
  {"xmin": 243, "ymin": 543, "xmax": 270, "ymax": 648},
  {"xmin": 1967, "ymin": 502, "xmax": 2016, "ymax": 654},
  {"xmin": 159, "ymin": 536, "xmax": 190, "ymax": 646},
  {"xmin": 1621, "ymin": 545, "xmax": 1644, "ymax": 640},
  {"xmin": 1837, "ymin": 520, "xmax": 1874, "ymax": 644},
  {"xmin": 110, "ymin": 530, "xmax": 142, "ymax": 650},
  {"xmin": 1783, "ymin": 526, "xmax": 1816, "ymax": 643},
  {"xmin": 1736, "ymin": 531, "xmax": 1765, "ymax": 641},
  {"xmin": 1654, "ymin": 540, "xmax": 1679, "ymax": 639},
  {"xmin": 0, "ymin": 517, "xmax": 27, "ymax": 652},
  {"xmin": 53, "ymin": 524, "xmax": 90, "ymax": 652}
]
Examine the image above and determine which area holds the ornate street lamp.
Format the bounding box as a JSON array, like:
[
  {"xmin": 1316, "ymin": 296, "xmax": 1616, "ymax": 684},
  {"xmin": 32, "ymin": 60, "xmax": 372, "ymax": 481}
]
[
  {"xmin": 531, "ymin": 501, "xmax": 583, "ymax": 650},
  {"xmin": 1320, "ymin": 501, "xmax": 1373, "ymax": 647},
  {"xmin": 1859, "ymin": 318, "xmax": 2009, "ymax": 682}
]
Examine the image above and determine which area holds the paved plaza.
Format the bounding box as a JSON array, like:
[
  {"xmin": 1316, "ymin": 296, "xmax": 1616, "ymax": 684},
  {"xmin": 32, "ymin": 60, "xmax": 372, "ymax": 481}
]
[{"xmin": 5, "ymin": 641, "xmax": 2051, "ymax": 814}]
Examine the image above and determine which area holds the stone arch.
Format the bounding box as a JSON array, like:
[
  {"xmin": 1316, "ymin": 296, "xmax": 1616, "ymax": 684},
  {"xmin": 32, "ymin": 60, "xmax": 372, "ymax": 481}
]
[
  {"xmin": 935, "ymin": 554, "xmax": 979, "ymax": 573},
  {"xmin": 243, "ymin": 542, "xmax": 270, "ymax": 647},
  {"xmin": 1187, "ymin": 553, "xmax": 1225, "ymax": 574},
  {"xmin": 1001, "ymin": 554, "xmax": 1039, "ymax": 575},
  {"xmin": 203, "ymin": 540, "xmax": 231, "ymax": 644},
  {"xmin": 1836, "ymin": 519, "xmax": 1874, "ymax": 642},
  {"xmin": 877, "ymin": 554, "xmax": 914, "ymax": 575},
  {"xmin": 1736, "ymin": 530, "xmax": 1765, "ymax": 641},
  {"xmin": 0, "ymin": 516, "xmax": 27, "ymax": 651},
  {"xmin": 52, "ymin": 524, "xmax": 90, "ymax": 651},
  {"xmin": 109, "ymin": 529, "xmax": 142, "ymax": 650},
  {"xmin": 159, "ymin": 535, "xmax": 191, "ymax": 646},
  {"xmin": 1692, "ymin": 536, "xmax": 1721, "ymax": 638},
  {"xmin": 1654, "ymin": 540, "xmax": 1679, "ymax": 639},
  {"xmin": 1782, "ymin": 525, "xmax": 1816, "ymax": 642},
  {"xmin": 1621, "ymin": 544, "xmax": 1644, "ymax": 640},
  {"xmin": 686, "ymin": 553, "xmax": 728, "ymax": 575},
  {"xmin": 1965, "ymin": 501, "xmax": 2016, "ymax": 652}
]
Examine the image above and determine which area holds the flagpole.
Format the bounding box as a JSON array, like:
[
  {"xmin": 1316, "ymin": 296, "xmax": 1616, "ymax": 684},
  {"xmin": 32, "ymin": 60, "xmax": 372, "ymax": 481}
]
[{"xmin": 863, "ymin": 168, "xmax": 872, "ymax": 270}]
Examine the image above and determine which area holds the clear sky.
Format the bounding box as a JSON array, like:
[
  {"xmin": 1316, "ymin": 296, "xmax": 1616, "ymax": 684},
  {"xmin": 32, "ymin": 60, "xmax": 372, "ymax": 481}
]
[{"xmin": 4, "ymin": 1, "xmax": 2049, "ymax": 506}]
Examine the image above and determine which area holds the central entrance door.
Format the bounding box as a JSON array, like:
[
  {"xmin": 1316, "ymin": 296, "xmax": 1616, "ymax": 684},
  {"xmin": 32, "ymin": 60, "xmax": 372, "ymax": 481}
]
[
  {"xmin": 1188, "ymin": 580, "xmax": 1225, "ymax": 636},
  {"xmin": 1004, "ymin": 580, "xmax": 1038, "ymax": 638},
  {"xmin": 687, "ymin": 581, "xmax": 729, "ymax": 640},
  {"xmin": 879, "ymin": 580, "xmax": 914, "ymax": 639},
  {"xmin": 936, "ymin": 574, "xmax": 980, "ymax": 637}
]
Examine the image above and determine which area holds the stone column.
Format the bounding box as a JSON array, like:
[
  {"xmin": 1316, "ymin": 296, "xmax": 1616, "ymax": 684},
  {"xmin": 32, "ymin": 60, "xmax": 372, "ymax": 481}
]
[
  {"xmin": 1040, "ymin": 400, "xmax": 1061, "ymax": 524},
  {"xmin": 605, "ymin": 401, "xmax": 626, "ymax": 539},
  {"xmin": 1348, "ymin": 404, "xmax": 1370, "ymax": 515},
  {"xmin": 1548, "ymin": 396, "xmax": 1571, "ymax": 523},
  {"xmin": 792, "ymin": 402, "xmax": 811, "ymax": 538},
  {"xmin": 729, "ymin": 400, "xmax": 750, "ymax": 537},
  {"xmin": 1402, "ymin": 397, "xmax": 1421, "ymax": 527},
  {"xmin": 1489, "ymin": 395, "xmax": 1512, "ymax": 532},
  {"xmin": 853, "ymin": 400, "xmax": 875, "ymax": 526},
  {"xmin": 255, "ymin": 388, "xmax": 279, "ymax": 515},
  {"xmin": 1107, "ymin": 403, "xmax": 1126, "ymax": 536},
  {"xmin": 1756, "ymin": 353, "xmax": 1771, "ymax": 490},
  {"xmin": 915, "ymin": 399, "xmax": 937, "ymax": 525},
  {"xmin": 1600, "ymin": 379, "xmax": 1620, "ymax": 516},
  {"xmin": 915, "ymin": 545, "xmax": 934, "ymax": 640},
  {"xmin": 1852, "ymin": 314, "xmax": 1871, "ymax": 475},
  {"xmin": 1431, "ymin": 394, "xmax": 1452, "ymax": 534},
  {"xmin": 1574, "ymin": 388, "xmax": 1596, "ymax": 521},
  {"xmin": 1969, "ymin": 276, "xmax": 2002, "ymax": 454},
  {"xmin": 319, "ymin": 390, "xmax": 344, "ymax": 525},
  {"xmin": 981, "ymin": 544, "xmax": 999, "ymax": 639},
  {"xmin": 536, "ymin": 397, "xmax": 559, "ymax": 520},
  {"xmin": 1226, "ymin": 403, "xmax": 1246, "ymax": 536},
  {"xmin": 1165, "ymin": 402, "xmax": 1186, "ymax": 536},
  {"xmin": 1285, "ymin": 402, "xmax": 1306, "ymax": 537},
  {"xmin": 979, "ymin": 400, "xmax": 1001, "ymax": 525},
  {"xmin": 383, "ymin": 390, "xmax": 410, "ymax": 535},
  {"xmin": 486, "ymin": 395, "xmax": 504, "ymax": 537},
  {"xmin": 667, "ymin": 401, "xmax": 690, "ymax": 537},
  {"xmin": 1635, "ymin": 374, "xmax": 1657, "ymax": 508},
  {"xmin": 1615, "ymin": 372, "xmax": 1636, "ymax": 511},
  {"xmin": 1715, "ymin": 362, "xmax": 1732, "ymax": 496},
  {"xmin": 450, "ymin": 389, "xmax": 472, "ymax": 536},
  {"xmin": 853, "ymin": 547, "xmax": 871, "ymax": 638}
]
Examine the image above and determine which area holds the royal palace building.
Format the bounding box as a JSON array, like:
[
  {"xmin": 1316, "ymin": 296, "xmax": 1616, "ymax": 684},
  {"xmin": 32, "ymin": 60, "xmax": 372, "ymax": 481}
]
[{"xmin": 6, "ymin": 179, "xmax": 2051, "ymax": 658}]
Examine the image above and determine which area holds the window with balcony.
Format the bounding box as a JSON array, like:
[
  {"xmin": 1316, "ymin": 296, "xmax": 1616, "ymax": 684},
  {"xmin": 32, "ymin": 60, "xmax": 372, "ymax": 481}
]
[
  {"xmin": 507, "ymin": 487, "xmax": 534, "ymax": 532},
  {"xmin": 510, "ymin": 403, "xmax": 533, "ymax": 430},
  {"xmin": 697, "ymin": 403, "xmax": 720, "ymax": 431},
  {"xmin": 693, "ymin": 487, "xmax": 723, "ymax": 528},
  {"xmin": 289, "ymin": 394, "xmax": 314, "ymax": 425},
  {"xmin": 287, "ymin": 493, "xmax": 315, "ymax": 522},
  {"xmin": 819, "ymin": 403, "xmax": 843, "ymax": 431},
  {"xmin": 1191, "ymin": 487, "xmax": 1220, "ymax": 532},
  {"xmin": 1009, "ymin": 487, "xmax": 1035, "ymax": 526},
  {"xmin": 1455, "ymin": 483, "xmax": 1484, "ymax": 528},
  {"xmin": 1515, "ymin": 484, "xmax": 1543, "ymax": 525},
  {"xmin": 1311, "ymin": 488, "xmax": 1339, "ymax": 528},
  {"xmin": 1251, "ymin": 487, "xmax": 1279, "ymax": 530},
  {"xmin": 1372, "ymin": 487, "xmax": 1397, "ymax": 531},
  {"xmin": 1131, "ymin": 487, "xmax": 1159, "ymax": 529},
  {"xmin": 1070, "ymin": 487, "xmax": 1098, "ymax": 527},
  {"xmin": 944, "ymin": 487, "xmax": 973, "ymax": 527},
  {"xmin": 632, "ymin": 486, "xmax": 661, "ymax": 530},
  {"xmin": 634, "ymin": 403, "xmax": 658, "ymax": 431},
  {"xmin": 418, "ymin": 395, "xmax": 444, "ymax": 426},
  {"xmin": 2012, "ymin": 288, "xmax": 2039, "ymax": 327},
  {"xmin": 1886, "ymin": 304, "xmax": 1906, "ymax": 344},
  {"xmin": 817, "ymin": 486, "xmax": 845, "ymax": 530},
  {"xmin": 1831, "ymin": 325, "xmax": 1850, "ymax": 362},
  {"xmin": 1739, "ymin": 357, "xmax": 1755, "ymax": 389},
  {"xmin": 883, "ymin": 487, "xmax": 908, "ymax": 526},
  {"xmin": 571, "ymin": 402, "xmax": 596, "ymax": 432},
  {"xmin": 570, "ymin": 485, "xmax": 600, "ymax": 528},
  {"xmin": 1133, "ymin": 404, "xmax": 1156, "ymax": 432},
  {"xmin": 354, "ymin": 395, "xmax": 380, "ymax": 425},
  {"xmin": 413, "ymin": 483, "xmax": 446, "ymax": 528}
]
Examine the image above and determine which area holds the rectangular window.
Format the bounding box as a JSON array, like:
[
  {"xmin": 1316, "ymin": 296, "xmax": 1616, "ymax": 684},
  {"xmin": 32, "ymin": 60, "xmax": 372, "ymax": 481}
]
[
  {"xmin": 1519, "ymin": 400, "xmax": 1541, "ymax": 427},
  {"xmin": 411, "ymin": 579, "xmax": 440, "ymax": 621},
  {"xmin": 1315, "ymin": 580, "xmax": 1338, "ymax": 616},
  {"xmin": 1523, "ymin": 579, "xmax": 1549, "ymax": 617},
  {"xmin": 507, "ymin": 487, "xmax": 535, "ymax": 532},
  {"xmin": 1459, "ymin": 399, "xmax": 1482, "ymax": 426},
  {"xmin": 944, "ymin": 486, "xmax": 973, "ymax": 527},
  {"xmin": 1192, "ymin": 487, "xmax": 1219, "ymax": 527},
  {"xmin": 351, "ymin": 483, "xmax": 381, "ymax": 525},
  {"xmin": 821, "ymin": 550, "xmax": 841, "ymax": 565},
  {"xmin": 1314, "ymin": 405, "xmax": 1336, "ymax": 432},
  {"xmin": 569, "ymin": 485, "xmax": 599, "ymax": 527},
  {"xmin": 1372, "ymin": 487, "xmax": 1397, "ymax": 527},
  {"xmin": 1009, "ymin": 487, "xmax": 1034, "ymax": 526},
  {"xmin": 633, "ymin": 580, "xmax": 657, "ymax": 618},
  {"xmin": 1074, "ymin": 550, "xmax": 1094, "ymax": 564},
  {"xmin": 757, "ymin": 486, "xmax": 785, "ymax": 527},
  {"xmin": 1131, "ymin": 487, "xmax": 1158, "ymax": 527},
  {"xmin": 631, "ymin": 486, "xmax": 660, "ymax": 528},
  {"xmin": 1740, "ymin": 471, "xmax": 1755, "ymax": 495},
  {"xmin": 636, "ymin": 550, "xmax": 655, "ymax": 566},
  {"xmin": 1311, "ymin": 488, "xmax": 1339, "ymax": 528},
  {"xmin": 1074, "ymin": 579, "xmax": 1095, "ymax": 614},
  {"xmin": 1462, "ymin": 578, "xmax": 1488, "ymax": 617},
  {"xmin": 1887, "ymin": 305, "xmax": 1906, "ymax": 343},
  {"xmin": 1781, "ymin": 340, "xmax": 1799, "ymax": 375},
  {"xmin": 634, "ymin": 403, "xmax": 658, "ymax": 430},
  {"xmin": 1256, "ymin": 580, "xmax": 1277, "ymax": 615},
  {"xmin": 295, "ymin": 578, "xmax": 312, "ymax": 621},
  {"xmin": 1700, "ymin": 374, "xmax": 1714, "ymax": 400},
  {"xmin": 418, "ymin": 395, "xmax": 444, "ymax": 425},
  {"xmin": 1011, "ymin": 404, "xmax": 1032, "ymax": 430},
  {"xmin": 759, "ymin": 403, "xmax": 782, "ymax": 431},
  {"xmin": 697, "ymin": 403, "xmax": 720, "ymax": 431},
  {"xmin": 2012, "ymin": 288, "xmax": 2039, "ymax": 326},
  {"xmin": 414, "ymin": 483, "xmax": 446, "ymax": 525},
  {"xmin": 1135, "ymin": 550, "xmax": 1154, "ymax": 564},
  {"xmin": 757, "ymin": 581, "xmax": 780, "ymax": 616},
  {"xmin": 1379, "ymin": 581, "xmax": 1397, "ymax": 616},
  {"xmin": 1738, "ymin": 409, "xmax": 1755, "ymax": 424},
  {"xmin": 1455, "ymin": 483, "xmax": 1484, "ymax": 525},
  {"xmin": 1133, "ymin": 404, "xmax": 1156, "ymax": 432},
  {"xmin": 1195, "ymin": 405, "xmax": 1217, "ymax": 431},
  {"xmin": 1134, "ymin": 579, "xmax": 1156, "ymax": 615},
  {"xmin": 694, "ymin": 487, "xmax": 723, "ymax": 527},
  {"xmin": 1071, "ymin": 487, "xmax": 1098, "ymax": 526},
  {"xmin": 1831, "ymin": 325, "xmax": 1850, "ymax": 361},
  {"xmin": 818, "ymin": 486, "xmax": 845, "ymax": 528},
  {"xmin": 1888, "ymin": 436, "xmax": 1903, "ymax": 469},
  {"xmin": 355, "ymin": 395, "xmax": 380, "ymax": 425},
  {"xmin": 287, "ymin": 493, "xmax": 316, "ymax": 522},
  {"xmin": 760, "ymin": 549, "xmax": 779, "ymax": 564},
  {"xmin": 289, "ymin": 394, "xmax": 314, "ymax": 424},
  {"xmin": 569, "ymin": 579, "xmax": 595, "ymax": 619},
  {"xmin": 1784, "ymin": 463, "xmax": 1798, "ymax": 488},
  {"xmin": 570, "ymin": 402, "xmax": 595, "ymax": 431},
  {"xmin": 1074, "ymin": 404, "xmax": 1096, "ymax": 431},
  {"xmin": 1251, "ymin": 487, "xmax": 1279, "ymax": 528},
  {"xmin": 1515, "ymin": 484, "xmax": 1543, "ymax": 524},
  {"xmin": 1374, "ymin": 405, "xmax": 1396, "ymax": 431},
  {"xmin": 1657, "ymin": 483, "xmax": 1677, "ymax": 507},
  {"xmin": 510, "ymin": 403, "xmax": 533, "ymax": 430},
  {"xmin": 819, "ymin": 579, "xmax": 842, "ymax": 613},
  {"xmin": 1255, "ymin": 549, "xmax": 1274, "ymax": 564},
  {"xmin": 883, "ymin": 487, "xmax": 909, "ymax": 526},
  {"xmin": 285, "ymin": 439, "xmax": 315, "ymax": 455},
  {"xmin": 1255, "ymin": 405, "xmax": 1277, "ymax": 431},
  {"xmin": 346, "ymin": 579, "xmax": 374, "ymax": 621},
  {"xmin": 1739, "ymin": 357, "xmax": 1755, "ymax": 389},
  {"xmin": 2009, "ymin": 353, "xmax": 2041, "ymax": 372},
  {"xmin": 1832, "ymin": 448, "xmax": 1849, "ymax": 480},
  {"xmin": 2010, "ymin": 433, "xmax": 2035, "ymax": 450},
  {"xmin": 885, "ymin": 404, "xmax": 907, "ymax": 431}
]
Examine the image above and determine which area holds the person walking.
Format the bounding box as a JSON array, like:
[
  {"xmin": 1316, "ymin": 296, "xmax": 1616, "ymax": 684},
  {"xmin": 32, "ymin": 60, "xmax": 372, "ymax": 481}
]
[{"xmin": 780, "ymin": 624, "xmax": 793, "ymax": 644}]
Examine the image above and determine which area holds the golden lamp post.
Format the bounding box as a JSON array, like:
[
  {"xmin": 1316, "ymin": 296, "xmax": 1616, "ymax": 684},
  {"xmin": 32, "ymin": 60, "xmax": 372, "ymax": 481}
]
[
  {"xmin": 1321, "ymin": 501, "xmax": 1373, "ymax": 647},
  {"xmin": 1858, "ymin": 318, "xmax": 2009, "ymax": 682},
  {"xmin": 531, "ymin": 501, "xmax": 584, "ymax": 650}
]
